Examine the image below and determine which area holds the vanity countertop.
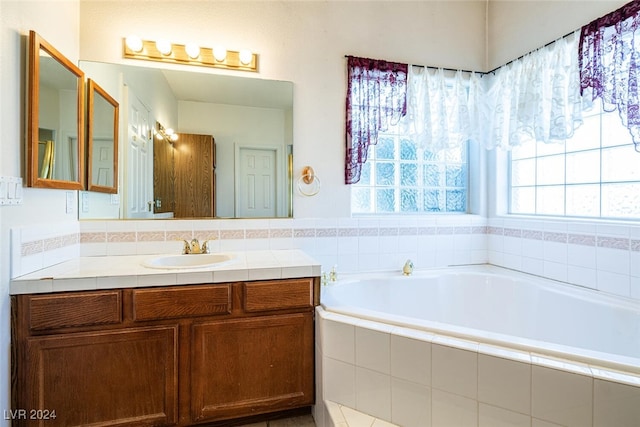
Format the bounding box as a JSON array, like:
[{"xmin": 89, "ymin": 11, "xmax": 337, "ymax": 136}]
[{"xmin": 10, "ymin": 249, "xmax": 321, "ymax": 295}]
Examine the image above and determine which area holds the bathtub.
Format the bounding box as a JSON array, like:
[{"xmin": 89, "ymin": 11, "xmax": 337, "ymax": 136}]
[{"xmin": 316, "ymin": 264, "xmax": 640, "ymax": 427}]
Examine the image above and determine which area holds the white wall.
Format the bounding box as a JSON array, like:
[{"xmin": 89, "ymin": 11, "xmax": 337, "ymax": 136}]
[{"xmin": 488, "ymin": 0, "xmax": 629, "ymax": 71}]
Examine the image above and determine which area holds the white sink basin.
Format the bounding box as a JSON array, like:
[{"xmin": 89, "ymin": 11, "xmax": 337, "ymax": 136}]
[{"xmin": 142, "ymin": 253, "xmax": 235, "ymax": 269}]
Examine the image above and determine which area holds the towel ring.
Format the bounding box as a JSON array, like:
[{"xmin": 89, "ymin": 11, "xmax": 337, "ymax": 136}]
[{"xmin": 297, "ymin": 166, "xmax": 321, "ymax": 196}]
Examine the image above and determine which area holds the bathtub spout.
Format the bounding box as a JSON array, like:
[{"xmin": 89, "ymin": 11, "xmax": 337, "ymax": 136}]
[{"xmin": 403, "ymin": 259, "xmax": 414, "ymax": 276}]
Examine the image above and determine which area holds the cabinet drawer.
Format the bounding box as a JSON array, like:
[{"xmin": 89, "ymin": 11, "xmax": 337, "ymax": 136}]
[
  {"xmin": 243, "ymin": 279, "xmax": 313, "ymax": 313},
  {"xmin": 28, "ymin": 290, "xmax": 122, "ymax": 331},
  {"xmin": 133, "ymin": 284, "xmax": 231, "ymax": 321}
]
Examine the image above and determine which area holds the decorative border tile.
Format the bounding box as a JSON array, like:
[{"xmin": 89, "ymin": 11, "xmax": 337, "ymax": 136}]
[
  {"xmin": 597, "ymin": 236, "xmax": 630, "ymax": 250},
  {"xmin": 137, "ymin": 231, "xmax": 165, "ymax": 242},
  {"xmin": 220, "ymin": 229, "xmax": 245, "ymax": 239},
  {"xmin": 107, "ymin": 232, "xmax": 136, "ymax": 242},
  {"xmin": 269, "ymin": 228, "xmax": 293, "ymax": 238},
  {"xmin": 544, "ymin": 232, "xmax": 568, "ymax": 243},
  {"xmin": 246, "ymin": 229, "xmax": 269, "ymax": 239},
  {"xmin": 568, "ymin": 234, "xmax": 596, "ymax": 246},
  {"xmin": 504, "ymin": 228, "xmax": 522, "ymax": 237},
  {"xmin": 21, "ymin": 240, "xmax": 43, "ymax": 256},
  {"xmin": 379, "ymin": 227, "xmax": 399, "ymax": 236},
  {"xmin": 522, "ymin": 230, "xmax": 543, "ymax": 240},
  {"xmin": 80, "ymin": 232, "xmax": 106, "ymax": 243},
  {"xmin": 294, "ymin": 228, "xmax": 316, "ymax": 238},
  {"xmin": 317, "ymin": 228, "xmax": 338, "ymax": 237},
  {"xmin": 338, "ymin": 228, "xmax": 358, "ymax": 237}
]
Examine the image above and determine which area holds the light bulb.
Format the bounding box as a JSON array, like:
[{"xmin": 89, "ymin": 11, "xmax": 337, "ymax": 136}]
[
  {"xmin": 239, "ymin": 49, "xmax": 252, "ymax": 65},
  {"xmin": 165, "ymin": 128, "xmax": 174, "ymax": 135},
  {"xmin": 185, "ymin": 43, "xmax": 200, "ymax": 59},
  {"xmin": 156, "ymin": 39, "xmax": 172, "ymax": 55},
  {"xmin": 125, "ymin": 35, "xmax": 143, "ymax": 52},
  {"xmin": 170, "ymin": 133, "xmax": 179, "ymax": 142},
  {"xmin": 213, "ymin": 46, "xmax": 227, "ymax": 62}
]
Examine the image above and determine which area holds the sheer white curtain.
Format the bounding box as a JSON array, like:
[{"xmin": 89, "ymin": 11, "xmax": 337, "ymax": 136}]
[
  {"xmin": 482, "ymin": 30, "xmax": 589, "ymax": 150},
  {"xmin": 402, "ymin": 31, "xmax": 589, "ymax": 152},
  {"xmin": 401, "ymin": 67, "xmax": 480, "ymax": 152}
]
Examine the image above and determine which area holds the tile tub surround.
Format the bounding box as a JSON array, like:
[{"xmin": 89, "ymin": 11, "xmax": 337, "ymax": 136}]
[
  {"xmin": 316, "ymin": 308, "xmax": 640, "ymax": 427},
  {"xmin": 10, "ymin": 216, "xmax": 640, "ymax": 301},
  {"xmin": 9, "ymin": 249, "xmax": 321, "ymax": 294}
]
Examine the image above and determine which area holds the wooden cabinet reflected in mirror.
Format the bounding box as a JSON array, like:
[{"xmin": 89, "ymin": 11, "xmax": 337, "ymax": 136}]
[
  {"xmin": 154, "ymin": 132, "xmax": 215, "ymax": 218},
  {"xmin": 87, "ymin": 79, "xmax": 119, "ymax": 194},
  {"xmin": 27, "ymin": 30, "xmax": 85, "ymax": 190}
]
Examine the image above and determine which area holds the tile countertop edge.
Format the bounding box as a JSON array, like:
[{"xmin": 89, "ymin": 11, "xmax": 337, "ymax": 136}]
[{"xmin": 10, "ymin": 250, "xmax": 321, "ymax": 295}]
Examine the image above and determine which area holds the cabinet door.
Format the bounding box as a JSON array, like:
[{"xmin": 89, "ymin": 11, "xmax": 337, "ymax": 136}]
[
  {"xmin": 23, "ymin": 326, "xmax": 178, "ymax": 427},
  {"xmin": 191, "ymin": 313, "xmax": 314, "ymax": 422}
]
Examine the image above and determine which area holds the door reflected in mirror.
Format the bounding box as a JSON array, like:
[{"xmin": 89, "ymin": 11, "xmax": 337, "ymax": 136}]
[
  {"xmin": 79, "ymin": 61, "xmax": 294, "ymax": 219},
  {"xmin": 27, "ymin": 30, "xmax": 85, "ymax": 190},
  {"xmin": 87, "ymin": 79, "xmax": 119, "ymax": 193}
]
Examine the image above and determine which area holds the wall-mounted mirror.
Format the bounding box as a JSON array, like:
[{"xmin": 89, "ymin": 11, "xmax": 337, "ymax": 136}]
[
  {"xmin": 87, "ymin": 79, "xmax": 119, "ymax": 193},
  {"xmin": 27, "ymin": 30, "xmax": 84, "ymax": 190},
  {"xmin": 79, "ymin": 61, "xmax": 293, "ymax": 219}
]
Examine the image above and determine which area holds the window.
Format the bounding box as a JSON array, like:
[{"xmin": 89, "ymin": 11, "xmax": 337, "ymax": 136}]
[
  {"xmin": 351, "ymin": 131, "xmax": 468, "ymax": 214},
  {"xmin": 510, "ymin": 104, "xmax": 640, "ymax": 219}
]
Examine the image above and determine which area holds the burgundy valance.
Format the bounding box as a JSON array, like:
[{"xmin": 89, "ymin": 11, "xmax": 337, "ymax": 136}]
[
  {"xmin": 345, "ymin": 56, "xmax": 408, "ymax": 184},
  {"xmin": 579, "ymin": 0, "xmax": 640, "ymax": 147}
]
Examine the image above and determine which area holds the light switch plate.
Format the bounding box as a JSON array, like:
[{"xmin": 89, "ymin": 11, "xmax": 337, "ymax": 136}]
[{"xmin": 66, "ymin": 191, "xmax": 75, "ymax": 214}]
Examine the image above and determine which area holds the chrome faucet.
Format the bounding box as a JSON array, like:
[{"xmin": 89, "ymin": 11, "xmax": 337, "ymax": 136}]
[
  {"xmin": 329, "ymin": 265, "xmax": 338, "ymax": 282},
  {"xmin": 403, "ymin": 259, "xmax": 414, "ymax": 276},
  {"xmin": 182, "ymin": 238, "xmax": 210, "ymax": 254}
]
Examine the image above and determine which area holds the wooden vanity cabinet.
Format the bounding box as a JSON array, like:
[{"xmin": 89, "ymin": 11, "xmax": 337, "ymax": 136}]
[{"xmin": 11, "ymin": 278, "xmax": 319, "ymax": 427}]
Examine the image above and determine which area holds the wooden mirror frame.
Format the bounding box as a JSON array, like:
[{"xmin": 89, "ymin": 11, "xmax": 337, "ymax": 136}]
[
  {"xmin": 27, "ymin": 30, "xmax": 85, "ymax": 189},
  {"xmin": 87, "ymin": 79, "xmax": 119, "ymax": 194}
]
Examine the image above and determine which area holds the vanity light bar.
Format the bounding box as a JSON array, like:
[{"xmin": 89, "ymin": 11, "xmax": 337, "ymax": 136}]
[{"xmin": 122, "ymin": 38, "xmax": 258, "ymax": 72}]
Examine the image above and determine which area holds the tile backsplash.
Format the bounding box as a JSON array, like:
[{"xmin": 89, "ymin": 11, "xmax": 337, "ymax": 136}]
[{"xmin": 10, "ymin": 215, "xmax": 640, "ymax": 301}]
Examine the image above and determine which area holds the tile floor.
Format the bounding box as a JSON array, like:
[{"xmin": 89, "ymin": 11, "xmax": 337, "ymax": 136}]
[{"xmin": 239, "ymin": 414, "xmax": 316, "ymax": 427}]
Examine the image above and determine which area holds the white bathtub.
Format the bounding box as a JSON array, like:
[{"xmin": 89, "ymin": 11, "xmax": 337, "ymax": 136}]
[
  {"xmin": 316, "ymin": 264, "xmax": 640, "ymax": 427},
  {"xmin": 321, "ymin": 264, "xmax": 640, "ymax": 372}
]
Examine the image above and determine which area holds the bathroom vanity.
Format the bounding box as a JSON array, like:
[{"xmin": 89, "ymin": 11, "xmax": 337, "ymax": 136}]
[{"xmin": 10, "ymin": 250, "xmax": 320, "ymax": 427}]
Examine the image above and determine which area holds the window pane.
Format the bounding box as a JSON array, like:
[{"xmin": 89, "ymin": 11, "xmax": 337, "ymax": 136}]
[
  {"xmin": 423, "ymin": 149, "xmax": 438, "ymax": 161},
  {"xmin": 352, "ymin": 187, "xmax": 371, "ymax": 213},
  {"xmin": 602, "ymin": 145, "xmax": 640, "ymax": 182},
  {"xmin": 536, "ymin": 185, "xmax": 564, "ymax": 215},
  {"xmin": 351, "ymin": 132, "xmax": 467, "ymax": 215},
  {"xmin": 536, "ymin": 155, "xmax": 565, "ymax": 185},
  {"xmin": 602, "ymin": 183, "xmax": 640, "ymax": 218},
  {"xmin": 400, "ymin": 189, "xmax": 418, "ymax": 212},
  {"xmin": 423, "ymin": 164, "xmax": 441, "ymax": 186},
  {"xmin": 376, "ymin": 188, "xmax": 395, "ymax": 212},
  {"xmin": 423, "ymin": 189, "xmax": 442, "ymax": 212},
  {"xmin": 446, "ymin": 189, "xmax": 466, "ymax": 212},
  {"xmin": 400, "ymin": 163, "xmax": 417, "ymax": 186},
  {"xmin": 446, "ymin": 165, "xmax": 466, "ymax": 187},
  {"xmin": 566, "ymin": 115, "xmax": 600, "ymax": 152},
  {"xmin": 511, "ymin": 187, "xmax": 535, "ymax": 214},
  {"xmin": 566, "ymin": 184, "xmax": 600, "ymax": 217},
  {"xmin": 511, "ymin": 140, "xmax": 536, "ymax": 160},
  {"xmin": 511, "ymin": 158, "xmax": 536, "ymax": 186},
  {"xmin": 375, "ymin": 162, "xmax": 395, "ymax": 185},
  {"xmin": 601, "ymin": 113, "xmax": 633, "ymax": 147},
  {"xmin": 359, "ymin": 161, "xmax": 372, "ymax": 185},
  {"xmin": 400, "ymin": 139, "xmax": 417, "ymax": 160},
  {"xmin": 566, "ymin": 150, "xmax": 600, "ymax": 184},
  {"xmin": 376, "ymin": 137, "xmax": 395, "ymax": 159},
  {"xmin": 537, "ymin": 141, "xmax": 564, "ymax": 156}
]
